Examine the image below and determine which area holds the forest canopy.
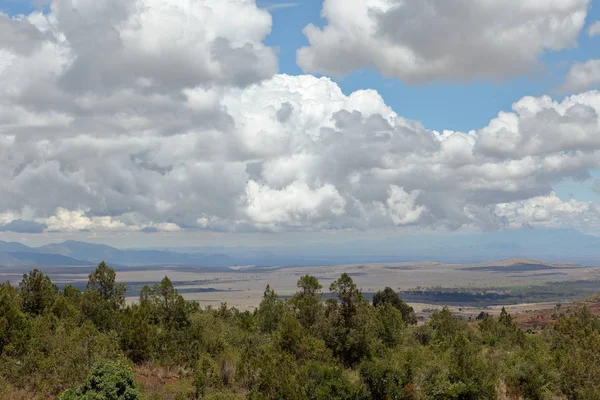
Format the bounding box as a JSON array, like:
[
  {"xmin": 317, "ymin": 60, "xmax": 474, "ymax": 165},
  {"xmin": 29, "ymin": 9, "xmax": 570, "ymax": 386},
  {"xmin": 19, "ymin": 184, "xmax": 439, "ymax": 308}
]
[{"xmin": 1, "ymin": 262, "xmax": 599, "ymax": 399}]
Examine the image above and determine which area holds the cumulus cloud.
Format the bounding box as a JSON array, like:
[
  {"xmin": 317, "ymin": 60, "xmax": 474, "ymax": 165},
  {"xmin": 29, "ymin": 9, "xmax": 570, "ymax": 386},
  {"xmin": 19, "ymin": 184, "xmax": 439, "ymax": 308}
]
[
  {"xmin": 297, "ymin": 0, "xmax": 589, "ymax": 83},
  {"xmin": 1, "ymin": 1, "xmax": 600, "ymax": 235},
  {"xmin": 562, "ymin": 59, "xmax": 600, "ymax": 92},
  {"xmin": 496, "ymin": 193, "xmax": 600, "ymax": 230}
]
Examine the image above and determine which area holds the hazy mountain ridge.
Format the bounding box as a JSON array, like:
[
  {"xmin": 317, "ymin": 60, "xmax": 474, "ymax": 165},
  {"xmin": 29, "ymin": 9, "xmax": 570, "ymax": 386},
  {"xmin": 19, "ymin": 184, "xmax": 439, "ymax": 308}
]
[
  {"xmin": 0, "ymin": 240, "xmax": 235, "ymax": 267},
  {"xmin": 1, "ymin": 228, "xmax": 599, "ymax": 267}
]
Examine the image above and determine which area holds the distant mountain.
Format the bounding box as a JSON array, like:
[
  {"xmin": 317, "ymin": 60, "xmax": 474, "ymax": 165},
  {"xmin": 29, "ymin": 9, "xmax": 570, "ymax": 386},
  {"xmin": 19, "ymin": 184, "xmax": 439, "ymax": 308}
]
[
  {"xmin": 1, "ymin": 227, "xmax": 599, "ymax": 268},
  {"xmin": 158, "ymin": 228, "xmax": 600, "ymax": 266},
  {"xmin": 36, "ymin": 240, "xmax": 236, "ymax": 267},
  {"xmin": 0, "ymin": 251, "xmax": 88, "ymax": 267},
  {"xmin": 0, "ymin": 241, "xmax": 33, "ymax": 252}
]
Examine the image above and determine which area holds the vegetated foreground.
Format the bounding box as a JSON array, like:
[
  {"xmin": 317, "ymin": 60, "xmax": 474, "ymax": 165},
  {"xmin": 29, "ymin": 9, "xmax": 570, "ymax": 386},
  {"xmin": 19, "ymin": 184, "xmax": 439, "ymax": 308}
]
[{"xmin": 2, "ymin": 262, "xmax": 600, "ymax": 399}]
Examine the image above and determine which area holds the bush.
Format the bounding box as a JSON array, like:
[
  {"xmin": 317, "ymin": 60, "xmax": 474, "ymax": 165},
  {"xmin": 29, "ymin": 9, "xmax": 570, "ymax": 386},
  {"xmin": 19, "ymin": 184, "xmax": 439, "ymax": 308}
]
[{"xmin": 58, "ymin": 359, "xmax": 141, "ymax": 400}]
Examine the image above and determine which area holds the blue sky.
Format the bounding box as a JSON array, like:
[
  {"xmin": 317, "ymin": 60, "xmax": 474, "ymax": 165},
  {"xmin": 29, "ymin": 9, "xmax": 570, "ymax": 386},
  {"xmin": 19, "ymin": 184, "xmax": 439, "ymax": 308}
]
[{"xmin": 1, "ymin": 0, "xmax": 600, "ymax": 246}]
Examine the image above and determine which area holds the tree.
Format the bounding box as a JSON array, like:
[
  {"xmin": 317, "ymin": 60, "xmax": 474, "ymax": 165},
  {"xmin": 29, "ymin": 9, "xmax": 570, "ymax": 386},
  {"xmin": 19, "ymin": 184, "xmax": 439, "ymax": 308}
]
[
  {"xmin": 428, "ymin": 307, "xmax": 465, "ymax": 345},
  {"xmin": 360, "ymin": 357, "xmax": 411, "ymax": 400},
  {"xmin": 86, "ymin": 262, "xmax": 125, "ymax": 308},
  {"xmin": 498, "ymin": 307, "xmax": 514, "ymax": 328},
  {"xmin": 256, "ymin": 285, "xmax": 287, "ymax": 333},
  {"xmin": 58, "ymin": 359, "xmax": 141, "ymax": 400},
  {"xmin": 119, "ymin": 305, "xmax": 154, "ymax": 364},
  {"xmin": 329, "ymin": 273, "xmax": 365, "ymax": 325},
  {"xmin": 19, "ymin": 269, "xmax": 58, "ymax": 315},
  {"xmin": 139, "ymin": 276, "xmax": 189, "ymax": 329},
  {"xmin": 375, "ymin": 303, "xmax": 405, "ymax": 348},
  {"xmin": 0, "ymin": 283, "xmax": 29, "ymax": 357},
  {"xmin": 83, "ymin": 262, "xmax": 125, "ymax": 332},
  {"xmin": 298, "ymin": 275, "xmax": 322, "ymax": 297},
  {"xmin": 302, "ymin": 361, "xmax": 368, "ymax": 400},
  {"xmin": 289, "ymin": 275, "xmax": 324, "ymax": 330},
  {"xmin": 372, "ymin": 287, "xmax": 417, "ymax": 326},
  {"xmin": 326, "ymin": 274, "xmax": 379, "ymax": 365}
]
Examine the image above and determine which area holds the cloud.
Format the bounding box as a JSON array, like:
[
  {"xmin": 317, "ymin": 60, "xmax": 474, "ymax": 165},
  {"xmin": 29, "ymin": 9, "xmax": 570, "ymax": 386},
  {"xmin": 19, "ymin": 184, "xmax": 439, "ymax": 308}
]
[
  {"xmin": 1, "ymin": 1, "xmax": 600, "ymax": 235},
  {"xmin": 495, "ymin": 193, "xmax": 600, "ymax": 231},
  {"xmin": 589, "ymin": 21, "xmax": 600, "ymax": 36},
  {"xmin": 262, "ymin": 2, "xmax": 300, "ymax": 11},
  {"xmin": 562, "ymin": 59, "xmax": 600, "ymax": 92},
  {"xmin": 297, "ymin": 0, "xmax": 589, "ymax": 83}
]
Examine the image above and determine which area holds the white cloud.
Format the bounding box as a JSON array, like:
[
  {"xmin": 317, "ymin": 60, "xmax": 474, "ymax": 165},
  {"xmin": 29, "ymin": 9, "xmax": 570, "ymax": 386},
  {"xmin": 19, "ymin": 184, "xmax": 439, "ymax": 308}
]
[
  {"xmin": 262, "ymin": 2, "xmax": 300, "ymax": 11},
  {"xmin": 297, "ymin": 0, "xmax": 589, "ymax": 83},
  {"xmin": 386, "ymin": 186, "xmax": 426, "ymax": 225},
  {"xmin": 1, "ymin": 1, "xmax": 600, "ymax": 235},
  {"xmin": 496, "ymin": 193, "xmax": 600, "ymax": 230},
  {"xmin": 589, "ymin": 21, "xmax": 600, "ymax": 36},
  {"xmin": 41, "ymin": 209, "xmax": 131, "ymax": 232},
  {"xmin": 244, "ymin": 180, "xmax": 346, "ymax": 229},
  {"xmin": 562, "ymin": 59, "xmax": 600, "ymax": 92}
]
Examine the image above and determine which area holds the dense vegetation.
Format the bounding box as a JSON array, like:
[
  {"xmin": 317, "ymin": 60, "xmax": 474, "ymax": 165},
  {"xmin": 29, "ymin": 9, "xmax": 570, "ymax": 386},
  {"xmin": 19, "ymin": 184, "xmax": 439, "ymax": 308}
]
[{"xmin": 1, "ymin": 262, "xmax": 600, "ymax": 399}]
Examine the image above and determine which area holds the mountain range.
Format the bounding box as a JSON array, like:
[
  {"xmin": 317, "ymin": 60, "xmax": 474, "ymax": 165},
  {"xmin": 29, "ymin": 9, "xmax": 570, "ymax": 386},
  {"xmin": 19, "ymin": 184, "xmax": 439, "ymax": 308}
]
[{"xmin": 1, "ymin": 228, "xmax": 600, "ymax": 268}]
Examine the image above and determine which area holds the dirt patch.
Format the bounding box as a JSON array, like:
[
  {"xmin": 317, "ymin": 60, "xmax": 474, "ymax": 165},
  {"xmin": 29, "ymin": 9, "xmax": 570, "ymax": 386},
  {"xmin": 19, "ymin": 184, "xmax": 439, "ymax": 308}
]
[{"xmin": 514, "ymin": 295, "xmax": 600, "ymax": 330}]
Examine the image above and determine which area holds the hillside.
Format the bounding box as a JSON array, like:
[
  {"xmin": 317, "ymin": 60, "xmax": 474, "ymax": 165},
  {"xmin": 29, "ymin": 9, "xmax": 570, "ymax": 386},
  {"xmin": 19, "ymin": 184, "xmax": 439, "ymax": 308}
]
[{"xmin": 515, "ymin": 293, "xmax": 600, "ymax": 330}]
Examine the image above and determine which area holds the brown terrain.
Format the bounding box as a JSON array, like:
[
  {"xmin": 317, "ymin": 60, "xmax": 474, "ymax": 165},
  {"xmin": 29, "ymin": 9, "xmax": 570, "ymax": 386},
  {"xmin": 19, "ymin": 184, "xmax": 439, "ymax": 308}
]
[{"xmin": 513, "ymin": 294, "xmax": 600, "ymax": 330}]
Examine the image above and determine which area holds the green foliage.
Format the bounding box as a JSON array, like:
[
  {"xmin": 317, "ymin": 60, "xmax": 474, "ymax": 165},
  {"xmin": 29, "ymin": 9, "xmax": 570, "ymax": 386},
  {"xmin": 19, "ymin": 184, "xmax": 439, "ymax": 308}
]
[
  {"xmin": 289, "ymin": 275, "xmax": 324, "ymax": 331},
  {"xmin": 302, "ymin": 361, "xmax": 368, "ymax": 400},
  {"xmin": 83, "ymin": 262, "xmax": 126, "ymax": 332},
  {"xmin": 119, "ymin": 304, "xmax": 154, "ymax": 363},
  {"xmin": 0, "ymin": 283, "xmax": 30, "ymax": 357},
  {"xmin": 428, "ymin": 307, "xmax": 468, "ymax": 346},
  {"xmin": 504, "ymin": 340, "xmax": 558, "ymax": 400},
  {"xmin": 140, "ymin": 276, "xmax": 191, "ymax": 329},
  {"xmin": 551, "ymin": 307, "xmax": 600, "ymax": 397},
  {"xmin": 247, "ymin": 350, "xmax": 306, "ymax": 400},
  {"xmin": 256, "ymin": 285, "xmax": 287, "ymax": 333},
  {"xmin": 19, "ymin": 269, "xmax": 58, "ymax": 315},
  {"xmin": 194, "ymin": 354, "xmax": 222, "ymax": 398},
  {"xmin": 329, "ymin": 273, "xmax": 366, "ymax": 325},
  {"xmin": 2, "ymin": 267, "xmax": 600, "ymax": 400},
  {"xmin": 324, "ymin": 274, "xmax": 385, "ymax": 365},
  {"xmin": 360, "ymin": 357, "xmax": 412, "ymax": 400},
  {"xmin": 374, "ymin": 303, "xmax": 405, "ymax": 348},
  {"xmin": 58, "ymin": 359, "xmax": 141, "ymax": 400},
  {"xmin": 372, "ymin": 287, "xmax": 417, "ymax": 326}
]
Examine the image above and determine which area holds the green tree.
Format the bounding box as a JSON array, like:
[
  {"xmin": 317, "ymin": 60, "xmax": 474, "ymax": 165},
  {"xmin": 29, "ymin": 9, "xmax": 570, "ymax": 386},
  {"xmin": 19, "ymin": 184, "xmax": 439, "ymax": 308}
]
[
  {"xmin": 325, "ymin": 274, "xmax": 381, "ymax": 365},
  {"xmin": 139, "ymin": 276, "xmax": 189, "ymax": 329},
  {"xmin": 194, "ymin": 353, "xmax": 222, "ymax": 399},
  {"xmin": 86, "ymin": 262, "xmax": 125, "ymax": 308},
  {"xmin": 119, "ymin": 305, "xmax": 154, "ymax": 364},
  {"xmin": 19, "ymin": 269, "xmax": 58, "ymax": 315},
  {"xmin": 289, "ymin": 275, "xmax": 324, "ymax": 330},
  {"xmin": 0, "ymin": 283, "xmax": 29, "ymax": 357},
  {"xmin": 256, "ymin": 285, "xmax": 287, "ymax": 333},
  {"xmin": 375, "ymin": 303, "xmax": 405, "ymax": 348},
  {"xmin": 329, "ymin": 273, "xmax": 365, "ymax": 326},
  {"xmin": 302, "ymin": 361, "xmax": 368, "ymax": 400},
  {"xmin": 360, "ymin": 357, "xmax": 411, "ymax": 400},
  {"xmin": 82, "ymin": 262, "xmax": 125, "ymax": 332},
  {"xmin": 372, "ymin": 287, "xmax": 417, "ymax": 326},
  {"xmin": 428, "ymin": 307, "xmax": 466, "ymax": 346}
]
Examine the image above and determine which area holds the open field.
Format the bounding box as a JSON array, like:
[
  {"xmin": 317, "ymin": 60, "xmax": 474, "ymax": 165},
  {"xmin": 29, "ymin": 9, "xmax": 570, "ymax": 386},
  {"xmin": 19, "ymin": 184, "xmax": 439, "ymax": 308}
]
[{"xmin": 2, "ymin": 258, "xmax": 599, "ymax": 315}]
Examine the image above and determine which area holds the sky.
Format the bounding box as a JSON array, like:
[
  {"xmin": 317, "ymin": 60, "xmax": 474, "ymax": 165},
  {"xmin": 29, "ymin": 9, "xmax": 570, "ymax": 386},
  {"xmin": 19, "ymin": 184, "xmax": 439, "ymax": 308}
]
[{"xmin": 0, "ymin": 0, "xmax": 600, "ymax": 248}]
